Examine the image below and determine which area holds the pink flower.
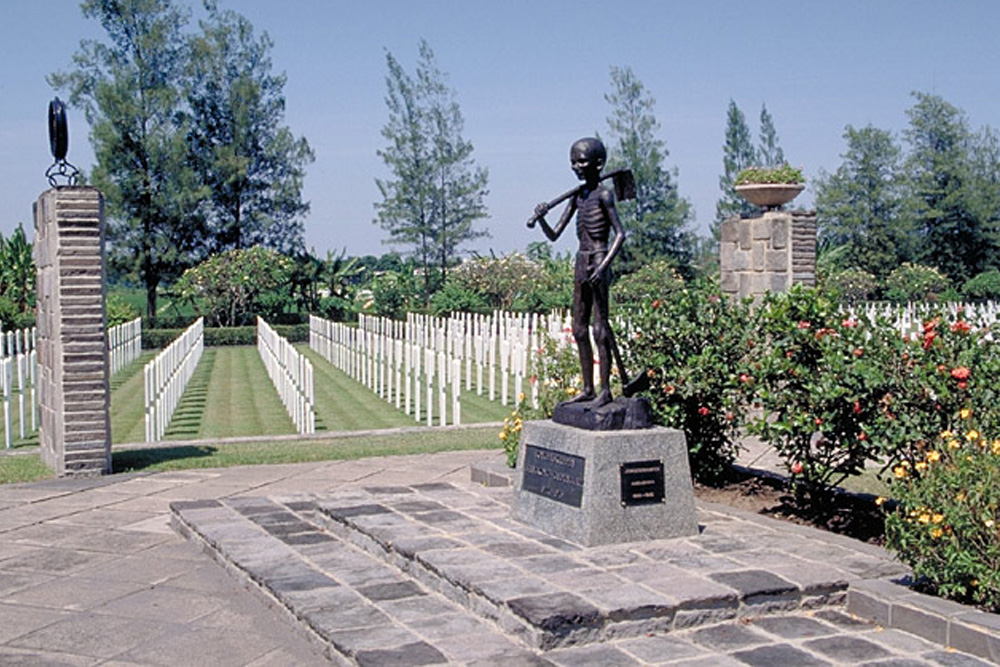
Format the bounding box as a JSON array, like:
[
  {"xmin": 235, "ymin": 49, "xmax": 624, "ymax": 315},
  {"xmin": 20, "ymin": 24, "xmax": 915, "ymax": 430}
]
[
  {"xmin": 951, "ymin": 320, "xmax": 972, "ymax": 334},
  {"xmin": 697, "ymin": 406, "xmax": 710, "ymax": 417},
  {"xmin": 791, "ymin": 461, "xmax": 803, "ymax": 475},
  {"xmin": 951, "ymin": 366, "xmax": 971, "ymax": 380}
]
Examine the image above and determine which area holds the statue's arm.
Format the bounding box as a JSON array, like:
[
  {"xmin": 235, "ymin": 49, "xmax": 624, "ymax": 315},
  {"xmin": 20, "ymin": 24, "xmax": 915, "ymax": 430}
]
[
  {"xmin": 592, "ymin": 190, "xmax": 625, "ymax": 280},
  {"xmin": 535, "ymin": 198, "xmax": 575, "ymax": 242}
]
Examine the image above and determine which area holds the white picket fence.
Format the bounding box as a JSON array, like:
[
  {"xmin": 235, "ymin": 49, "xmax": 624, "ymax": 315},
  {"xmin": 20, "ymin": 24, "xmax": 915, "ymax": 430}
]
[
  {"xmin": 309, "ymin": 310, "xmax": 572, "ymax": 425},
  {"xmin": 1, "ymin": 328, "xmax": 37, "ymax": 449},
  {"xmin": 108, "ymin": 317, "xmax": 142, "ymax": 376},
  {"xmin": 257, "ymin": 317, "xmax": 315, "ymax": 434},
  {"xmin": 143, "ymin": 318, "xmax": 204, "ymax": 442}
]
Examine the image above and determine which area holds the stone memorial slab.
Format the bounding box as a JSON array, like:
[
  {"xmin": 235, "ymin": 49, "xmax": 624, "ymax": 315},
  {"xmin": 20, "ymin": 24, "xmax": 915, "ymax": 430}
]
[{"xmin": 512, "ymin": 420, "xmax": 698, "ymax": 546}]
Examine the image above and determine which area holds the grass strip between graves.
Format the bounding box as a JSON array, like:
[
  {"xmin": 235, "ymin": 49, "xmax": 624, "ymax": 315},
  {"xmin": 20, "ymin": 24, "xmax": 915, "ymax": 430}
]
[
  {"xmin": 111, "ymin": 425, "xmax": 502, "ymax": 473},
  {"xmin": 0, "ymin": 425, "xmax": 503, "ymax": 483}
]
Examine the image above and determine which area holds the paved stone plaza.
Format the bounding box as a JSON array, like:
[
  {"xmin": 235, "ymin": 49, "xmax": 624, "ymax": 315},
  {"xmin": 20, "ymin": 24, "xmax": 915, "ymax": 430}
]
[{"xmin": 0, "ymin": 448, "xmax": 997, "ymax": 665}]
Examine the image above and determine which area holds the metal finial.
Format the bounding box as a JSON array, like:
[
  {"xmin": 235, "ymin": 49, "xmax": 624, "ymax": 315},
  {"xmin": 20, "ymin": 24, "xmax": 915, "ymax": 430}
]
[{"xmin": 45, "ymin": 97, "xmax": 80, "ymax": 187}]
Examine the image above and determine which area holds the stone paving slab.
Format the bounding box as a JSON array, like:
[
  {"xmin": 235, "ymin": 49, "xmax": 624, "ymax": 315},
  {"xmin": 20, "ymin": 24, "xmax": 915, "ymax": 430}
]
[{"xmin": 169, "ymin": 474, "xmax": 993, "ymax": 665}]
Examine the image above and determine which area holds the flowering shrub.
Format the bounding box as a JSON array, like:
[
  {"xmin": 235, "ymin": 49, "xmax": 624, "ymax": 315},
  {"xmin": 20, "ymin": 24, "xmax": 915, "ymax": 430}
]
[
  {"xmin": 498, "ymin": 402, "xmax": 525, "ymax": 468},
  {"xmin": 883, "ymin": 263, "xmax": 949, "ymax": 303},
  {"xmin": 747, "ymin": 287, "xmax": 1000, "ymax": 493},
  {"xmin": 500, "ymin": 331, "xmax": 583, "ymax": 467},
  {"xmin": 747, "ymin": 285, "xmax": 895, "ymax": 492},
  {"xmin": 885, "ymin": 424, "xmax": 1000, "ymax": 612},
  {"xmin": 823, "ymin": 268, "xmax": 878, "ymax": 303},
  {"xmin": 624, "ymin": 279, "xmax": 754, "ymax": 484}
]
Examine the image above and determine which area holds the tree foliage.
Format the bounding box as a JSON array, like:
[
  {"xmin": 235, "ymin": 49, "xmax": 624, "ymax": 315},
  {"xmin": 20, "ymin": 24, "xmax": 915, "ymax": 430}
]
[
  {"xmin": 0, "ymin": 224, "xmax": 36, "ymax": 330},
  {"xmin": 815, "ymin": 125, "xmax": 908, "ymax": 279},
  {"xmin": 904, "ymin": 92, "xmax": 994, "ymax": 285},
  {"xmin": 757, "ymin": 103, "xmax": 785, "ymax": 168},
  {"xmin": 51, "ymin": 0, "xmax": 312, "ymax": 321},
  {"xmin": 172, "ymin": 246, "xmax": 293, "ymax": 327},
  {"xmin": 714, "ymin": 99, "xmax": 759, "ymax": 234},
  {"xmin": 50, "ymin": 0, "xmax": 204, "ymax": 322},
  {"xmin": 604, "ymin": 66, "xmax": 693, "ymax": 276},
  {"xmin": 186, "ymin": 0, "xmax": 313, "ymax": 255},
  {"xmin": 375, "ymin": 40, "xmax": 489, "ymax": 304}
]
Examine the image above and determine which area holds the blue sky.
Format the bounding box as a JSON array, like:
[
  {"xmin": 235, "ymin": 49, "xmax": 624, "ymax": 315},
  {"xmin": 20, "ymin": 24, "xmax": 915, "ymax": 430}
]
[{"xmin": 3, "ymin": 0, "xmax": 999, "ymax": 259}]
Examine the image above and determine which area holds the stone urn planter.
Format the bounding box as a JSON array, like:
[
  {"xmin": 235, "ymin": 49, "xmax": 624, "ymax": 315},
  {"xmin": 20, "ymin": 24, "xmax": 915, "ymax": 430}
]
[{"xmin": 735, "ymin": 183, "xmax": 804, "ymax": 210}]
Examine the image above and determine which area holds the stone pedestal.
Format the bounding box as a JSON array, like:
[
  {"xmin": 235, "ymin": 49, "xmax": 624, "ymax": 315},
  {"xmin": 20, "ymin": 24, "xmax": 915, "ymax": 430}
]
[
  {"xmin": 719, "ymin": 210, "xmax": 816, "ymax": 300},
  {"xmin": 512, "ymin": 420, "xmax": 698, "ymax": 546},
  {"xmin": 34, "ymin": 187, "xmax": 111, "ymax": 477}
]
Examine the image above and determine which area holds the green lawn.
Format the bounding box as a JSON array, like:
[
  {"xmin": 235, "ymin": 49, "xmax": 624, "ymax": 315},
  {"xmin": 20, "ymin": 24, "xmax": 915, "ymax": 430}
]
[{"xmin": 1, "ymin": 340, "xmax": 532, "ymax": 484}]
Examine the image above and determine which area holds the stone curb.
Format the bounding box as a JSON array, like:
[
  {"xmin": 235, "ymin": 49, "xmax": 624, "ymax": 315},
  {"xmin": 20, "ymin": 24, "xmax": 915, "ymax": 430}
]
[{"xmin": 848, "ymin": 578, "xmax": 1000, "ymax": 662}]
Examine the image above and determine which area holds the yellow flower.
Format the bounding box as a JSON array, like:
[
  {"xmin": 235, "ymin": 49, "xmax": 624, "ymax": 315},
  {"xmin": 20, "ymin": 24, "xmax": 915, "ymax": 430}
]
[
  {"xmin": 518, "ymin": 392, "xmax": 526, "ymax": 403},
  {"xmin": 918, "ymin": 513, "xmax": 931, "ymax": 524},
  {"xmin": 965, "ymin": 430, "xmax": 980, "ymax": 442},
  {"xmin": 926, "ymin": 450, "xmax": 941, "ymax": 463},
  {"xmin": 971, "ymin": 579, "xmax": 979, "ymax": 587},
  {"xmin": 498, "ymin": 431, "xmax": 507, "ymax": 441},
  {"xmin": 959, "ymin": 408, "xmax": 972, "ymax": 419},
  {"xmin": 893, "ymin": 466, "xmax": 908, "ymax": 479},
  {"xmin": 932, "ymin": 513, "xmax": 944, "ymax": 524},
  {"xmin": 985, "ymin": 519, "xmax": 996, "ymax": 528},
  {"xmin": 948, "ymin": 439, "xmax": 961, "ymax": 450},
  {"xmin": 915, "ymin": 461, "xmax": 928, "ymax": 472},
  {"xmin": 992, "ymin": 440, "xmax": 1000, "ymax": 455},
  {"xmin": 956, "ymin": 491, "xmax": 967, "ymax": 502},
  {"xmin": 941, "ymin": 430, "xmax": 954, "ymax": 439},
  {"xmin": 931, "ymin": 527, "xmax": 943, "ymax": 539},
  {"xmin": 875, "ymin": 496, "xmax": 886, "ymax": 506}
]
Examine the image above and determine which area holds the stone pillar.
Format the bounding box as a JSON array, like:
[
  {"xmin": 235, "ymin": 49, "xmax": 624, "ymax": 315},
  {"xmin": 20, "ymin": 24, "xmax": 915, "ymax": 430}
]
[
  {"xmin": 33, "ymin": 187, "xmax": 111, "ymax": 476},
  {"xmin": 720, "ymin": 210, "xmax": 817, "ymax": 300}
]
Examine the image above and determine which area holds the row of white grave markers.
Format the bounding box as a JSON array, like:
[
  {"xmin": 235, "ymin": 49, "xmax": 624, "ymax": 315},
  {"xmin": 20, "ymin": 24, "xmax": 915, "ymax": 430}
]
[
  {"xmin": 848, "ymin": 301, "xmax": 1000, "ymax": 339},
  {"xmin": 108, "ymin": 317, "xmax": 142, "ymax": 376},
  {"xmin": 144, "ymin": 318, "xmax": 204, "ymax": 443},
  {"xmin": 309, "ymin": 310, "xmax": 574, "ymax": 425},
  {"xmin": 0, "ymin": 327, "xmax": 37, "ymax": 449},
  {"xmin": 256, "ymin": 317, "xmax": 315, "ymax": 435}
]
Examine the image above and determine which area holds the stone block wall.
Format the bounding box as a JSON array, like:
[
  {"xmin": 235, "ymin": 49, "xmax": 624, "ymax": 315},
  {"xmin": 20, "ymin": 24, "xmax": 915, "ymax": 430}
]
[
  {"xmin": 33, "ymin": 187, "xmax": 111, "ymax": 476},
  {"xmin": 720, "ymin": 210, "xmax": 816, "ymax": 300}
]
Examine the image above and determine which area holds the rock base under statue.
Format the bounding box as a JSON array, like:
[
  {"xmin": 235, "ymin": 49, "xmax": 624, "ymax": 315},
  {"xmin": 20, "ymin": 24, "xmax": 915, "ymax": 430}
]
[
  {"xmin": 552, "ymin": 396, "xmax": 653, "ymax": 431},
  {"xmin": 512, "ymin": 420, "xmax": 698, "ymax": 546}
]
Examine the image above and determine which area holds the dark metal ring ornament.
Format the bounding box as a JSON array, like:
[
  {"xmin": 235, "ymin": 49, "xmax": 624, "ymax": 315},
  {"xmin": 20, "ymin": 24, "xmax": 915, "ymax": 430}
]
[{"xmin": 45, "ymin": 97, "xmax": 79, "ymax": 187}]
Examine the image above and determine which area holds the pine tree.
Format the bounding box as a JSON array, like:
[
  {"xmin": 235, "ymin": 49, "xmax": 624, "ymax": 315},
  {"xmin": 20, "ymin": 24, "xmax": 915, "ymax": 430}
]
[
  {"xmin": 904, "ymin": 92, "xmax": 992, "ymax": 285},
  {"xmin": 186, "ymin": 0, "xmax": 314, "ymax": 255},
  {"xmin": 757, "ymin": 103, "xmax": 785, "ymax": 168},
  {"xmin": 815, "ymin": 125, "xmax": 908, "ymax": 279},
  {"xmin": 416, "ymin": 41, "xmax": 489, "ymax": 284},
  {"xmin": 604, "ymin": 66, "xmax": 693, "ymax": 276},
  {"xmin": 375, "ymin": 40, "xmax": 489, "ymax": 303},
  {"xmin": 714, "ymin": 100, "xmax": 758, "ymax": 241}
]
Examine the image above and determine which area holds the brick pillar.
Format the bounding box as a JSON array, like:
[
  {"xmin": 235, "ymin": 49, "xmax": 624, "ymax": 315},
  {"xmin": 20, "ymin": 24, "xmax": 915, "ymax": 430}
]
[
  {"xmin": 720, "ymin": 210, "xmax": 816, "ymax": 300},
  {"xmin": 33, "ymin": 187, "xmax": 111, "ymax": 476}
]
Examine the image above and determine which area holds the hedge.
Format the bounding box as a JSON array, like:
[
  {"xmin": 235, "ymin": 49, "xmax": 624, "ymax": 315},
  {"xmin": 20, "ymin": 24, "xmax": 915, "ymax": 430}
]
[{"xmin": 143, "ymin": 323, "xmax": 310, "ymax": 349}]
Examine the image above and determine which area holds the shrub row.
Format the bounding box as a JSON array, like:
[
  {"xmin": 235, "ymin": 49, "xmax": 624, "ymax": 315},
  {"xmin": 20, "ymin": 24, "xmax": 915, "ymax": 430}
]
[{"xmin": 143, "ymin": 323, "xmax": 309, "ymax": 349}]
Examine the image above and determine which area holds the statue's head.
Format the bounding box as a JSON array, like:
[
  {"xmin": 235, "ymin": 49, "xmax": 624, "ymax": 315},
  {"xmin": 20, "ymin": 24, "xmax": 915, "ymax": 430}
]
[{"xmin": 570, "ymin": 137, "xmax": 606, "ymax": 180}]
